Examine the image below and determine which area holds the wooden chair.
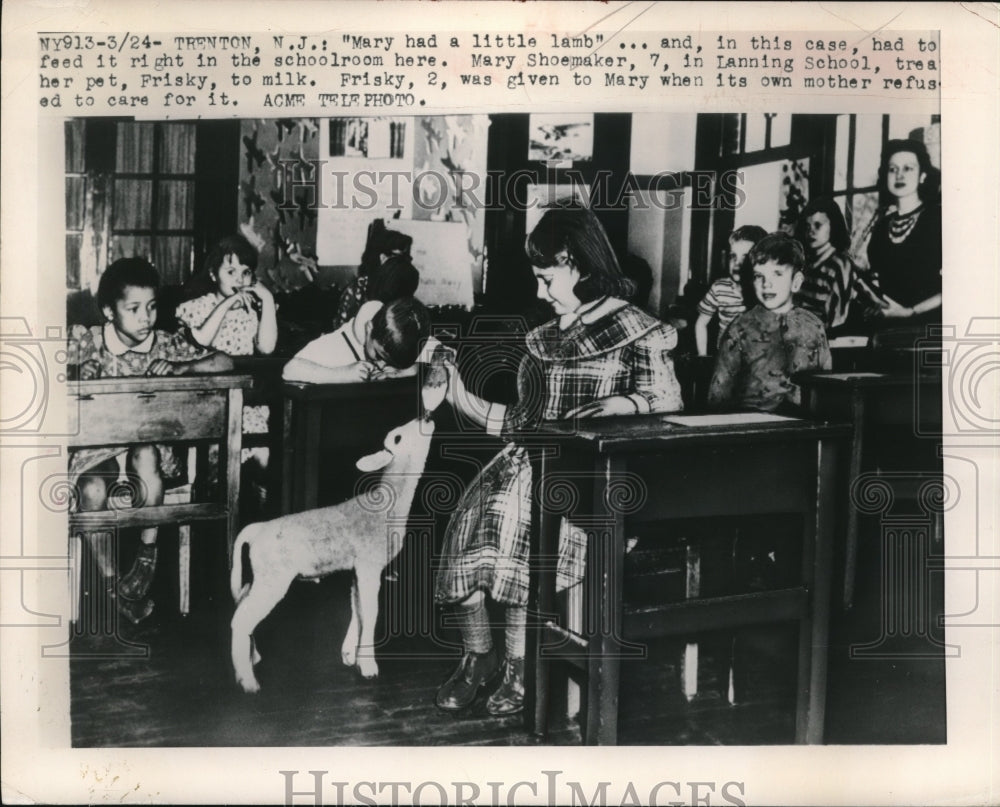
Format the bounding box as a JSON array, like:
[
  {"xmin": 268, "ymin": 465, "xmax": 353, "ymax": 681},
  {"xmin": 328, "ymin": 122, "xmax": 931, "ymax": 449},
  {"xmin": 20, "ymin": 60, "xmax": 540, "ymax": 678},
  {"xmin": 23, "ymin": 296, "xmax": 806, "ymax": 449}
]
[{"xmin": 67, "ymin": 375, "xmax": 251, "ymax": 623}]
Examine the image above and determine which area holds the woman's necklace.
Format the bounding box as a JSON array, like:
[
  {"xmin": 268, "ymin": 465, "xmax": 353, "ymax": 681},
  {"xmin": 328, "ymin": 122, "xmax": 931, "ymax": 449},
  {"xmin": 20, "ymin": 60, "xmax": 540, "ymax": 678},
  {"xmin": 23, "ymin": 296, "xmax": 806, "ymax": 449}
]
[{"xmin": 888, "ymin": 204, "xmax": 923, "ymax": 244}]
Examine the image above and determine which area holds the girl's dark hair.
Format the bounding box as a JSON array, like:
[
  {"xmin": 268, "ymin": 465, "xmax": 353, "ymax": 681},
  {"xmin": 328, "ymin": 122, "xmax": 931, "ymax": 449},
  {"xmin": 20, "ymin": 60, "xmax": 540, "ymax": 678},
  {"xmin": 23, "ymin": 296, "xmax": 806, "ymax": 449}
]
[
  {"xmin": 369, "ymin": 296, "xmax": 431, "ymax": 369},
  {"xmin": 97, "ymin": 257, "xmax": 160, "ymax": 311},
  {"xmin": 366, "ymin": 254, "xmax": 420, "ymax": 302},
  {"xmin": 360, "ymin": 219, "xmax": 413, "ymax": 278},
  {"xmin": 525, "ymin": 206, "xmax": 635, "ymax": 303},
  {"xmin": 877, "ymin": 138, "xmax": 937, "ymax": 203},
  {"xmin": 749, "ymin": 231, "xmax": 806, "ymax": 274},
  {"xmin": 794, "ymin": 197, "xmax": 851, "ymax": 253},
  {"xmin": 729, "ymin": 225, "xmax": 768, "ymax": 246},
  {"xmin": 204, "ymin": 234, "xmax": 259, "ymax": 277}
]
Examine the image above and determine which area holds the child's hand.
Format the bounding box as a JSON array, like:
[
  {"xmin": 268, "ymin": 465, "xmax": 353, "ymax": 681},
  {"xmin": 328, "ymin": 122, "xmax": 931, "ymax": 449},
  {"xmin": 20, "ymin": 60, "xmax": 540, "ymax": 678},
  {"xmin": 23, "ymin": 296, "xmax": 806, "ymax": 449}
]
[
  {"xmin": 231, "ymin": 289, "xmax": 262, "ymax": 313},
  {"xmin": 565, "ymin": 396, "xmax": 638, "ymax": 419},
  {"xmin": 877, "ymin": 294, "xmax": 913, "ymax": 318},
  {"xmin": 347, "ymin": 361, "xmax": 380, "ymax": 382},
  {"xmin": 78, "ymin": 360, "xmax": 101, "ymax": 380},
  {"xmin": 146, "ymin": 359, "xmax": 177, "ymax": 377},
  {"xmin": 249, "ymin": 282, "xmax": 274, "ymax": 305}
]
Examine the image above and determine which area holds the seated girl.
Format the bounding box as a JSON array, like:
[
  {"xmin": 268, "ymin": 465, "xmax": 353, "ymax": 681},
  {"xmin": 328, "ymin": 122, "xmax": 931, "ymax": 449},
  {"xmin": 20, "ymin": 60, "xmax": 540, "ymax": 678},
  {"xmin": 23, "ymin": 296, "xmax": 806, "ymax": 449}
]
[
  {"xmin": 434, "ymin": 207, "xmax": 683, "ymax": 717},
  {"xmin": 68, "ymin": 257, "xmax": 232, "ymax": 624}
]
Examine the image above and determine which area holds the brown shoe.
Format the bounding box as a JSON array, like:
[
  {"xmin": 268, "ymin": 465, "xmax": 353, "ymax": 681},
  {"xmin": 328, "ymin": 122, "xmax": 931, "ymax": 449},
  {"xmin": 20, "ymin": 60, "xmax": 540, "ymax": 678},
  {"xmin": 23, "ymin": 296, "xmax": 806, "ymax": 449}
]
[
  {"xmin": 486, "ymin": 657, "xmax": 525, "ymax": 716},
  {"xmin": 118, "ymin": 545, "xmax": 157, "ymax": 601},
  {"xmin": 435, "ymin": 649, "xmax": 498, "ymax": 711}
]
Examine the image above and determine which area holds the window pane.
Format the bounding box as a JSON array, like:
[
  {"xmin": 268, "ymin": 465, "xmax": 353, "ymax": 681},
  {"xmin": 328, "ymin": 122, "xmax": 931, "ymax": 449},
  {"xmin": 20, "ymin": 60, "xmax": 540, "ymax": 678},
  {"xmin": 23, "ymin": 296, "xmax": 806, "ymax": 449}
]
[
  {"xmin": 770, "ymin": 114, "xmax": 791, "ymax": 148},
  {"xmin": 852, "ymin": 115, "xmax": 882, "ymax": 188},
  {"xmin": 116, "ymin": 122, "xmax": 155, "ymax": 172},
  {"xmin": 744, "ymin": 113, "xmax": 767, "ymax": 152},
  {"xmin": 156, "ymin": 180, "xmax": 194, "ymax": 229},
  {"xmin": 66, "ymin": 176, "xmax": 86, "ymax": 230},
  {"xmin": 110, "ymin": 235, "xmax": 152, "ymax": 264},
  {"xmin": 849, "ymin": 191, "xmax": 880, "ymax": 269},
  {"xmin": 65, "ymin": 120, "xmax": 86, "ymax": 172},
  {"xmin": 833, "ymin": 115, "xmax": 850, "ymax": 192},
  {"xmin": 154, "ymin": 237, "xmax": 194, "ymax": 286},
  {"xmin": 113, "ymin": 179, "xmax": 153, "ymax": 228},
  {"xmin": 66, "ymin": 233, "xmax": 82, "ymax": 288},
  {"xmin": 159, "ymin": 123, "xmax": 197, "ymax": 173}
]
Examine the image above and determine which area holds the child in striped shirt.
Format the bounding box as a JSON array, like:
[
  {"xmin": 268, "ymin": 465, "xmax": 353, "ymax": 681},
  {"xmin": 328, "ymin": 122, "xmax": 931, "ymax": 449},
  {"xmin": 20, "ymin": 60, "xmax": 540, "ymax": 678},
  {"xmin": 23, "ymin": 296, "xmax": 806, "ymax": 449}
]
[{"xmin": 695, "ymin": 225, "xmax": 766, "ymax": 356}]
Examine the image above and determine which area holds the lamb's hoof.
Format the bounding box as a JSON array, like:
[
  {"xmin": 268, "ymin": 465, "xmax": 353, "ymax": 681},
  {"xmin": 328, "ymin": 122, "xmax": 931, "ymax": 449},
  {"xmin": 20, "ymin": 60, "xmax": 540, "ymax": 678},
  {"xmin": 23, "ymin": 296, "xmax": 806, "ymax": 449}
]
[
  {"xmin": 357, "ymin": 658, "xmax": 379, "ymax": 679},
  {"xmin": 341, "ymin": 648, "xmax": 357, "ymax": 667},
  {"xmin": 237, "ymin": 675, "xmax": 261, "ymax": 694}
]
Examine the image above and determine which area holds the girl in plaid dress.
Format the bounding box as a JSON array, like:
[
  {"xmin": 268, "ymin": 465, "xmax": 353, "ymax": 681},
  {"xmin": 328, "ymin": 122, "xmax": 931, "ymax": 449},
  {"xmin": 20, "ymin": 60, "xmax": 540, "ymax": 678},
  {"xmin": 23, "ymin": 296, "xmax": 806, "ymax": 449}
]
[{"xmin": 434, "ymin": 208, "xmax": 683, "ymax": 716}]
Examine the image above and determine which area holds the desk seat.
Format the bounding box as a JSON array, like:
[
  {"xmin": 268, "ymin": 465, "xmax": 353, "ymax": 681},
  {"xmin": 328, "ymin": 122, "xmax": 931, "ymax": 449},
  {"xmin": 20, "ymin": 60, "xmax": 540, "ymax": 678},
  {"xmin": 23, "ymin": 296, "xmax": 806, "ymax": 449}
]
[
  {"xmin": 67, "ymin": 374, "xmax": 251, "ymax": 622},
  {"xmin": 529, "ymin": 413, "xmax": 849, "ymax": 745}
]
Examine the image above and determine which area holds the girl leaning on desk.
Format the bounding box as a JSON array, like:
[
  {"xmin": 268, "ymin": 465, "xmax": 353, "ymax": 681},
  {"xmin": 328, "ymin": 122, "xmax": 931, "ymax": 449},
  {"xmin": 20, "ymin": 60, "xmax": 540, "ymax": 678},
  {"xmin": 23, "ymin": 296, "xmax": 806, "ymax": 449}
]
[{"xmin": 434, "ymin": 206, "xmax": 684, "ymax": 718}]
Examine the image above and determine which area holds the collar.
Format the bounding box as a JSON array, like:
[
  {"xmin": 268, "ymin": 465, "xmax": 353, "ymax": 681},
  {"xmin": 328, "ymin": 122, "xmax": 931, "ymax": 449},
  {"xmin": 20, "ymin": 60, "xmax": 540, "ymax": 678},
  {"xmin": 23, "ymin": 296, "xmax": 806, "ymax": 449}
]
[
  {"xmin": 103, "ymin": 322, "xmax": 155, "ymax": 355},
  {"xmin": 812, "ymin": 243, "xmax": 836, "ymax": 265},
  {"xmin": 558, "ymin": 296, "xmax": 627, "ymax": 330}
]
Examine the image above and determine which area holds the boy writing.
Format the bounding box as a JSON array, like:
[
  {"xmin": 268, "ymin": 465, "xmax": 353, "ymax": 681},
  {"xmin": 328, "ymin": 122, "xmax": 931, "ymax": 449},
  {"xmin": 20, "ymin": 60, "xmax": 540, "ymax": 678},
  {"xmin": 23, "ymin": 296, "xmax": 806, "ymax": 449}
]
[
  {"xmin": 708, "ymin": 232, "xmax": 831, "ymax": 413},
  {"xmin": 68, "ymin": 257, "xmax": 233, "ymax": 623},
  {"xmin": 694, "ymin": 225, "xmax": 766, "ymax": 356},
  {"xmin": 282, "ymin": 296, "xmax": 431, "ymax": 384}
]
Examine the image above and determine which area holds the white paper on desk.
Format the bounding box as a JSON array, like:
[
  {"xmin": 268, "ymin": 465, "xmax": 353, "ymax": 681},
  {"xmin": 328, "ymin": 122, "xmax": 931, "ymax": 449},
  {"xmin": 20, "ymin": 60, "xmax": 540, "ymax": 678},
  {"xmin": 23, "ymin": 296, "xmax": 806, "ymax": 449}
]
[
  {"xmin": 815, "ymin": 372, "xmax": 886, "ymax": 380},
  {"xmin": 828, "ymin": 335, "xmax": 870, "ymax": 348},
  {"xmin": 663, "ymin": 413, "xmax": 798, "ymax": 427}
]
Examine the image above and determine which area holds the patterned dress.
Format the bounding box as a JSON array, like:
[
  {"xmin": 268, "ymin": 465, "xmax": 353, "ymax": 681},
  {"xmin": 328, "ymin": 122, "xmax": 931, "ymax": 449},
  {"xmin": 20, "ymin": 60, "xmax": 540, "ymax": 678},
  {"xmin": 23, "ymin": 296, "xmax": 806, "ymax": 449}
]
[
  {"xmin": 435, "ymin": 298, "xmax": 684, "ymax": 607},
  {"xmin": 176, "ymin": 292, "xmax": 268, "ymax": 434},
  {"xmin": 707, "ymin": 305, "xmax": 831, "ymax": 412},
  {"xmin": 795, "ymin": 247, "xmax": 883, "ymax": 331},
  {"xmin": 66, "ymin": 324, "xmax": 208, "ymax": 484}
]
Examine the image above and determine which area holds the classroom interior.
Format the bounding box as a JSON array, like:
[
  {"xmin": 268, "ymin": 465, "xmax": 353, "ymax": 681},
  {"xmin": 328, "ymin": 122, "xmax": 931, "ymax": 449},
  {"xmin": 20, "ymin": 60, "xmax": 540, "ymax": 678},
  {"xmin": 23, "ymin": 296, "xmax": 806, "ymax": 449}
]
[{"xmin": 59, "ymin": 111, "xmax": 946, "ymax": 746}]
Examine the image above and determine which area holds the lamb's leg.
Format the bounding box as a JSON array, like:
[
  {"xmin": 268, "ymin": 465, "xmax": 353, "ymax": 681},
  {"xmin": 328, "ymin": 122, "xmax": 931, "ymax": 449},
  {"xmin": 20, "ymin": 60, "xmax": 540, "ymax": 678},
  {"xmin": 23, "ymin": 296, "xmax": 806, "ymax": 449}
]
[
  {"xmin": 354, "ymin": 565, "xmax": 383, "ymax": 678},
  {"xmin": 341, "ymin": 574, "xmax": 361, "ymax": 667},
  {"xmin": 231, "ymin": 577, "xmax": 292, "ymax": 693}
]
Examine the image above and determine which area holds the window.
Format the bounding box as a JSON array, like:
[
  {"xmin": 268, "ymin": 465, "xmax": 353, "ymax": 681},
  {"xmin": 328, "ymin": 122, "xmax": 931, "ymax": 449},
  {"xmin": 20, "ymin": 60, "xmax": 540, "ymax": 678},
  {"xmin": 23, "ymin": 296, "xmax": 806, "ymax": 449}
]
[{"xmin": 64, "ymin": 120, "xmax": 198, "ymax": 291}]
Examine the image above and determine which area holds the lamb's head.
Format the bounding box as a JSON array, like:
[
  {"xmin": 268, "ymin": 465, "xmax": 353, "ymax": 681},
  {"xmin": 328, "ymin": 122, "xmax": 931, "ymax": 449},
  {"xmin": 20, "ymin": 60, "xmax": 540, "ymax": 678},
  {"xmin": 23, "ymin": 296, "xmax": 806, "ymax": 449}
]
[{"xmin": 356, "ymin": 417, "xmax": 434, "ymax": 478}]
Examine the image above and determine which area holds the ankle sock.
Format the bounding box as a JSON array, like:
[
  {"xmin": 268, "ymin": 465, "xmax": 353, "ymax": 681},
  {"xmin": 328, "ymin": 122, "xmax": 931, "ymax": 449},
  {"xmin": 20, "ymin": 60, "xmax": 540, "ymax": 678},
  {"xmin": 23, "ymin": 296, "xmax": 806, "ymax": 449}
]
[
  {"xmin": 505, "ymin": 605, "xmax": 526, "ymax": 660},
  {"xmin": 456, "ymin": 596, "xmax": 492, "ymax": 655}
]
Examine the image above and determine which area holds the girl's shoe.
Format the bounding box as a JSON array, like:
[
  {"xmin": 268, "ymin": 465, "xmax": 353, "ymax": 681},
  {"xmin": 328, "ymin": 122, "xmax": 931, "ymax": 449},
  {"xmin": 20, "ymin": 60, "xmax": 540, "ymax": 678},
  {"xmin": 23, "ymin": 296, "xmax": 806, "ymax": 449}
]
[
  {"xmin": 485, "ymin": 657, "xmax": 525, "ymax": 716},
  {"xmin": 118, "ymin": 545, "xmax": 157, "ymax": 601},
  {"xmin": 435, "ymin": 649, "xmax": 498, "ymax": 711}
]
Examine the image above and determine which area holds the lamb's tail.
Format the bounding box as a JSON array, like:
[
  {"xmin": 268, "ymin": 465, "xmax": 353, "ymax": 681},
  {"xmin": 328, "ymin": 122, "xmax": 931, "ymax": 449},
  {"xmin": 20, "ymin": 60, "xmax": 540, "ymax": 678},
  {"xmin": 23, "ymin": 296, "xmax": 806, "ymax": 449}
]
[{"xmin": 230, "ymin": 524, "xmax": 258, "ymax": 603}]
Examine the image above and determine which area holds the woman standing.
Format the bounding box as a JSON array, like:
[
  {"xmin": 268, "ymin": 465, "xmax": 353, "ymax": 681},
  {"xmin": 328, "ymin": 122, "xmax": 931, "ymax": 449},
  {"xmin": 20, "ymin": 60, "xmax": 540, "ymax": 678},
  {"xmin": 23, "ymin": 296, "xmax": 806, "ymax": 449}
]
[
  {"xmin": 435, "ymin": 207, "xmax": 683, "ymax": 716},
  {"xmin": 866, "ymin": 139, "xmax": 942, "ymax": 324}
]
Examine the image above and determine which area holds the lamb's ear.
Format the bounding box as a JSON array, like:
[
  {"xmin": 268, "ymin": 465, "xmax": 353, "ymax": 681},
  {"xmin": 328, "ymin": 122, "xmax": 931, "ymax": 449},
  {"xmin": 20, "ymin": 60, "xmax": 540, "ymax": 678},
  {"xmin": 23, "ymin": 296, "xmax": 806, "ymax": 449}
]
[{"xmin": 356, "ymin": 449, "xmax": 393, "ymax": 473}]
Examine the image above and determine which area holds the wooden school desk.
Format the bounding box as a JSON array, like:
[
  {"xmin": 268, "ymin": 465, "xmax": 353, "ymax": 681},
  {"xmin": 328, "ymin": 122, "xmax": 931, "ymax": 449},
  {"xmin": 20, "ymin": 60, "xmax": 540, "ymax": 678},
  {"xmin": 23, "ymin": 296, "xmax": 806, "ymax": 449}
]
[
  {"xmin": 797, "ymin": 370, "xmax": 943, "ymax": 609},
  {"xmin": 68, "ymin": 374, "xmax": 251, "ymax": 620},
  {"xmin": 280, "ymin": 377, "xmax": 420, "ymax": 514},
  {"xmin": 529, "ymin": 413, "xmax": 849, "ymax": 745}
]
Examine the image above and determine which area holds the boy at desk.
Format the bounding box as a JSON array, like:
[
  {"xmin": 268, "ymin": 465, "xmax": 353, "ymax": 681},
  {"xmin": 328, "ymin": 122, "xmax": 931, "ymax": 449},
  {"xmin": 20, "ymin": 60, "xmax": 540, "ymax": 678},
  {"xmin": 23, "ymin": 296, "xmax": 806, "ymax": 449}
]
[
  {"xmin": 282, "ymin": 296, "xmax": 431, "ymax": 383},
  {"xmin": 68, "ymin": 257, "xmax": 233, "ymax": 624},
  {"xmin": 708, "ymin": 232, "xmax": 831, "ymax": 413}
]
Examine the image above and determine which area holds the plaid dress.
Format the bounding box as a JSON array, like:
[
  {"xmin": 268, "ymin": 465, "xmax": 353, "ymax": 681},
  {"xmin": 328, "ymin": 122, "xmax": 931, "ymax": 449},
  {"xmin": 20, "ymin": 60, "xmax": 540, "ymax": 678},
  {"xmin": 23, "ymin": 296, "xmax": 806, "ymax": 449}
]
[{"xmin": 435, "ymin": 299, "xmax": 683, "ymax": 607}]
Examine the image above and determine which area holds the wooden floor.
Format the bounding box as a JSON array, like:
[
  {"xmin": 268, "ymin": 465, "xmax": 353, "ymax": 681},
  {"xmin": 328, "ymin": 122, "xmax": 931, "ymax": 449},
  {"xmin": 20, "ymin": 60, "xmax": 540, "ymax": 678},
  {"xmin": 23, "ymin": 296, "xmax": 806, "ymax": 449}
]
[{"xmin": 69, "ymin": 514, "xmax": 946, "ymax": 747}]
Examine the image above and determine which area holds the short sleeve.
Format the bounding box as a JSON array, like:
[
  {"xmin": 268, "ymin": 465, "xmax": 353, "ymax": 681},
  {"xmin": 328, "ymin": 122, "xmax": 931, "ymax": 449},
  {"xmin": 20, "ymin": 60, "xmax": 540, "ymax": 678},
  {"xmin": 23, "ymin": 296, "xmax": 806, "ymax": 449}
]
[
  {"xmin": 66, "ymin": 324, "xmax": 98, "ymax": 367},
  {"xmin": 159, "ymin": 330, "xmax": 209, "ymax": 362},
  {"xmin": 175, "ymin": 294, "xmax": 215, "ymax": 329},
  {"xmin": 697, "ymin": 284, "xmax": 721, "ymax": 317}
]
